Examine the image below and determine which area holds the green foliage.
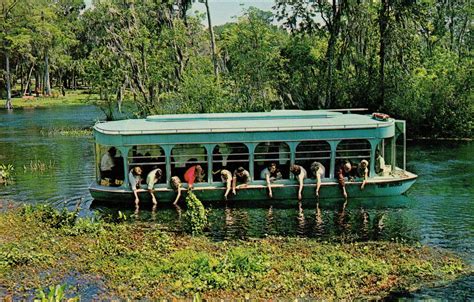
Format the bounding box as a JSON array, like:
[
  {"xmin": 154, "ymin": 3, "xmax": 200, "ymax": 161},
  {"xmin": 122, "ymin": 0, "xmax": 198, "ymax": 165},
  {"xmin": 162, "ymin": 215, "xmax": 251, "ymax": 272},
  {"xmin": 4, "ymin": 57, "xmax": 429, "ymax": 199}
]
[
  {"xmin": 0, "ymin": 206, "xmax": 469, "ymax": 299},
  {"xmin": 184, "ymin": 192, "xmax": 208, "ymax": 236},
  {"xmin": 0, "ymin": 164, "xmax": 14, "ymax": 185},
  {"xmin": 21, "ymin": 204, "xmax": 78, "ymax": 229},
  {"xmin": 34, "ymin": 284, "xmax": 79, "ymax": 302}
]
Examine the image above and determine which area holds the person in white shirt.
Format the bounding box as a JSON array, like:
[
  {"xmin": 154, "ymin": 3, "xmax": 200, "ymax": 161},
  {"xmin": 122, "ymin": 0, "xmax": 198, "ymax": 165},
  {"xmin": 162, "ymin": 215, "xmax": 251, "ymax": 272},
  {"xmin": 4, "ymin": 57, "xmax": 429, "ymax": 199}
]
[
  {"xmin": 290, "ymin": 164, "xmax": 307, "ymax": 201},
  {"xmin": 100, "ymin": 147, "xmax": 116, "ymax": 180}
]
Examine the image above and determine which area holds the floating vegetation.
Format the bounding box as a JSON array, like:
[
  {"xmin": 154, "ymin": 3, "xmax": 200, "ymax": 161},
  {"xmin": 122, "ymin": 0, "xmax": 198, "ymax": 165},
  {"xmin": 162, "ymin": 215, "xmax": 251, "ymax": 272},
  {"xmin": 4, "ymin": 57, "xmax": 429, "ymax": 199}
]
[
  {"xmin": 23, "ymin": 160, "xmax": 56, "ymax": 172},
  {"xmin": 184, "ymin": 192, "xmax": 208, "ymax": 236},
  {"xmin": 35, "ymin": 283, "xmax": 79, "ymax": 302},
  {"xmin": 40, "ymin": 127, "xmax": 92, "ymax": 137},
  {"xmin": 0, "ymin": 205, "xmax": 470, "ymax": 300},
  {"xmin": 0, "ymin": 164, "xmax": 14, "ymax": 185}
]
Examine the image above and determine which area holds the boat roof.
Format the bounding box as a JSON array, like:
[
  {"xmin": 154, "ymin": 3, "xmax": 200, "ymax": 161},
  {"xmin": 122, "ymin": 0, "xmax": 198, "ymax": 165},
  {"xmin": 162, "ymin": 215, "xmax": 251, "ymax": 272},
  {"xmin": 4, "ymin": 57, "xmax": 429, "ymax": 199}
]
[{"xmin": 94, "ymin": 110, "xmax": 394, "ymax": 135}]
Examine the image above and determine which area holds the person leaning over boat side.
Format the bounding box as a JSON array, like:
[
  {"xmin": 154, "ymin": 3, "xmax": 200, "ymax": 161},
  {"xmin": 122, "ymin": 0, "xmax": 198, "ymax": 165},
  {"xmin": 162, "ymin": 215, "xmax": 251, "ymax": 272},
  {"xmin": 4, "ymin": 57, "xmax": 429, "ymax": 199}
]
[
  {"xmin": 375, "ymin": 150, "xmax": 385, "ymax": 175},
  {"xmin": 336, "ymin": 161, "xmax": 354, "ymax": 199},
  {"xmin": 146, "ymin": 167, "xmax": 163, "ymax": 205},
  {"xmin": 219, "ymin": 169, "xmax": 233, "ymax": 200},
  {"xmin": 310, "ymin": 161, "xmax": 326, "ymax": 198},
  {"xmin": 290, "ymin": 164, "xmax": 307, "ymax": 201},
  {"xmin": 170, "ymin": 176, "xmax": 182, "ymax": 205},
  {"xmin": 100, "ymin": 147, "xmax": 116, "ymax": 182},
  {"xmin": 232, "ymin": 167, "xmax": 250, "ymax": 196},
  {"xmin": 260, "ymin": 162, "xmax": 282, "ymax": 198},
  {"xmin": 184, "ymin": 164, "xmax": 204, "ymax": 190},
  {"xmin": 129, "ymin": 166, "xmax": 143, "ymax": 206},
  {"xmin": 357, "ymin": 160, "xmax": 369, "ymax": 190}
]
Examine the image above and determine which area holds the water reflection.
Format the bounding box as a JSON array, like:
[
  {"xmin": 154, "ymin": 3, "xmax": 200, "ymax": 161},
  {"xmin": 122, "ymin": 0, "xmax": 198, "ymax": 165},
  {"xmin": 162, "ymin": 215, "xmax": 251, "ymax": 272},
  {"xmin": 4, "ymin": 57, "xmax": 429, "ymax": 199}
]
[{"xmin": 90, "ymin": 195, "xmax": 418, "ymax": 244}]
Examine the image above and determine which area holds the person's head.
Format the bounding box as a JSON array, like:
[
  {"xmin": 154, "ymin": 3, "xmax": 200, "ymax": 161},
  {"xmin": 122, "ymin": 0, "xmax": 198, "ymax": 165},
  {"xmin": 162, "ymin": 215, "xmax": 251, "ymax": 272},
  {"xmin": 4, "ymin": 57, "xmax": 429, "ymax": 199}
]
[
  {"xmin": 269, "ymin": 162, "xmax": 277, "ymax": 173},
  {"xmin": 195, "ymin": 165, "xmax": 203, "ymax": 174},
  {"xmin": 375, "ymin": 150, "xmax": 381, "ymax": 158},
  {"xmin": 108, "ymin": 147, "xmax": 117, "ymax": 156},
  {"xmin": 155, "ymin": 168, "xmax": 163, "ymax": 180},
  {"xmin": 290, "ymin": 164, "xmax": 301, "ymax": 175},
  {"xmin": 360, "ymin": 160, "xmax": 368, "ymax": 169},
  {"xmin": 236, "ymin": 167, "xmax": 246, "ymax": 177},
  {"xmin": 343, "ymin": 162, "xmax": 352, "ymax": 173},
  {"xmin": 132, "ymin": 166, "xmax": 142, "ymax": 175}
]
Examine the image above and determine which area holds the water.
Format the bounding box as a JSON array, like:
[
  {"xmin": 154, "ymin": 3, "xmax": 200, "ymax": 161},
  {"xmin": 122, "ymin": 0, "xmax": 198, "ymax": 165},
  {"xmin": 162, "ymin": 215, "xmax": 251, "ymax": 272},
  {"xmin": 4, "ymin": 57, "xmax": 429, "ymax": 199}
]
[{"xmin": 0, "ymin": 106, "xmax": 472, "ymax": 299}]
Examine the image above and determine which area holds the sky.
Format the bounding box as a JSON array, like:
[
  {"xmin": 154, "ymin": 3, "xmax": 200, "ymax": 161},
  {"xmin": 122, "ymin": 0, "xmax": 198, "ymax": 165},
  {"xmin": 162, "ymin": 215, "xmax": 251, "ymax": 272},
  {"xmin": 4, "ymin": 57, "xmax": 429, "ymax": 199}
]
[{"xmin": 83, "ymin": 0, "xmax": 276, "ymax": 26}]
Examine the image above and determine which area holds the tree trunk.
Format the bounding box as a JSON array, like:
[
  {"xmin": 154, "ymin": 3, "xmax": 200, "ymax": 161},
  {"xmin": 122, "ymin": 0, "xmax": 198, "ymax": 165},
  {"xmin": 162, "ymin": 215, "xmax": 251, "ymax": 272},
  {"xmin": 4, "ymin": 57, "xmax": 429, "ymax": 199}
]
[
  {"xmin": 20, "ymin": 63, "xmax": 24, "ymax": 97},
  {"xmin": 378, "ymin": 0, "xmax": 389, "ymax": 107},
  {"xmin": 4, "ymin": 51, "xmax": 12, "ymax": 109},
  {"xmin": 35, "ymin": 69, "xmax": 40, "ymax": 97},
  {"xmin": 44, "ymin": 49, "xmax": 51, "ymax": 96},
  {"xmin": 204, "ymin": 0, "xmax": 218, "ymax": 77}
]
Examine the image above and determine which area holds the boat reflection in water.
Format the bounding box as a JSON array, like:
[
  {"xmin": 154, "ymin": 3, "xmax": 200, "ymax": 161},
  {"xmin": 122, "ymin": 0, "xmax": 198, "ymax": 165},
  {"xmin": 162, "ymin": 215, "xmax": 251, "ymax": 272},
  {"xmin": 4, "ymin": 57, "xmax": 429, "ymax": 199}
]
[{"xmin": 92, "ymin": 194, "xmax": 419, "ymax": 243}]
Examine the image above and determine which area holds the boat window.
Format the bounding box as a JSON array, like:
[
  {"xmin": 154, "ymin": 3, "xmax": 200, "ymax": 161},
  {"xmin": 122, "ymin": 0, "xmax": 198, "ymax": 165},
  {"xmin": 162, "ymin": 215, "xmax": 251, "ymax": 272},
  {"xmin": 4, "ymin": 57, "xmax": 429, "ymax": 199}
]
[
  {"xmin": 171, "ymin": 144, "xmax": 208, "ymax": 182},
  {"xmin": 97, "ymin": 144, "xmax": 124, "ymax": 186},
  {"xmin": 295, "ymin": 141, "xmax": 331, "ymax": 177},
  {"xmin": 254, "ymin": 142, "xmax": 290, "ymax": 179},
  {"xmin": 128, "ymin": 145, "xmax": 166, "ymax": 183},
  {"xmin": 212, "ymin": 144, "xmax": 249, "ymax": 180},
  {"xmin": 336, "ymin": 139, "xmax": 371, "ymax": 167}
]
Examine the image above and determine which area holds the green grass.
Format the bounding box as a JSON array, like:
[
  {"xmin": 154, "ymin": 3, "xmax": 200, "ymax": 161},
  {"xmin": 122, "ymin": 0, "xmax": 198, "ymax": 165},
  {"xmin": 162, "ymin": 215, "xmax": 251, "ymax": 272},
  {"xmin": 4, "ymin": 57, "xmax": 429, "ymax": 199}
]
[
  {"xmin": 5, "ymin": 90, "xmax": 94, "ymax": 109},
  {"xmin": 0, "ymin": 205, "xmax": 470, "ymax": 300}
]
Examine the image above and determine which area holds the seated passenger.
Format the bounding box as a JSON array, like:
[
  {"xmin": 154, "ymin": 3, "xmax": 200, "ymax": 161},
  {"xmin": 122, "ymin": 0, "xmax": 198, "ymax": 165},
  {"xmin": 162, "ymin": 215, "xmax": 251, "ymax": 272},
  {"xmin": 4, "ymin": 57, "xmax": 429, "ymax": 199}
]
[
  {"xmin": 335, "ymin": 161, "xmax": 356, "ymax": 199},
  {"xmin": 310, "ymin": 161, "xmax": 326, "ymax": 198},
  {"xmin": 184, "ymin": 164, "xmax": 204, "ymax": 189},
  {"xmin": 170, "ymin": 176, "xmax": 182, "ymax": 205},
  {"xmin": 232, "ymin": 167, "xmax": 250, "ymax": 196},
  {"xmin": 100, "ymin": 147, "xmax": 116, "ymax": 182},
  {"xmin": 290, "ymin": 164, "xmax": 307, "ymax": 201},
  {"xmin": 357, "ymin": 160, "xmax": 369, "ymax": 190},
  {"xmin": 260, "ymin": 162, "xmax": 282, "ymax": 198},
  {"xmin": 129, "ymin": 166, "xmax": 143, "ymax": 207},
  {"xmin": 146, "ymin": 167, "xmax": 163, "ymax": 205},
  {"xmin": 375, "ymin": 150, "xmax": 385, "ymax": 175}
]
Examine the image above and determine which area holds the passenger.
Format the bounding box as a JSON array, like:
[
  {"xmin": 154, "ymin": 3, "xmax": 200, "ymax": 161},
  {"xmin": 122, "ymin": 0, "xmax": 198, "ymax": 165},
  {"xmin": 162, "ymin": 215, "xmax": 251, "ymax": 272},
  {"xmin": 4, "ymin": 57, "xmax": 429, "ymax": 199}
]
[
  {"xmin": 220, "ymin": 169, "xmax": 233, "ymax": 200},
  {"xmin": 146, "ymin": 167, "xmax": 163, "ymax": 205},
  {"xmin": 310, "ymin": 161, "xmax": 326, "ymax": 198},
  {"xmin": 170, "ymin": 176, "xmax": 182, "ymax": 205},
  {"xmin": 260, "ymin": 162, "xmax": 282, "ymax": 198},
  {"xmin": 375, "ymin": 150, "xmax": 385, "ymax": 175},
  {"xmin": 290, "ymin": 164, "xmax": 307, "ymax": 200},
  {"xmin": 232, "ymin": 167, "xmax": 250, "ymax": 196},
  {"xmin": 183, "ymin": 164, "xmax": 204, "ymax": 190},
  {"xmin": 128, "ymin": 166, "xmax": 143, "ymax": 206},
  {"xmin": 335, "ymin": 161, "xmax": 355, "ymax": 199},
  {"xmin": 100, "ymin": 147, "xmax": 116, "ymax": 181},
  {"xmin": 357, "ymin": 160, "xmax": 369, "ymax": 190}
]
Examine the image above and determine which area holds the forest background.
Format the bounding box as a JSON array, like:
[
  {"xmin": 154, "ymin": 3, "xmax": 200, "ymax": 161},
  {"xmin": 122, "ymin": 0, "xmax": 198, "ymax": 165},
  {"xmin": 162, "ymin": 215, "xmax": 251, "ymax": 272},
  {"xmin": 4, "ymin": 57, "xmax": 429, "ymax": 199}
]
[{"xmin": 1, "ymin": 0, "xmax": 472, "ymax": 138}]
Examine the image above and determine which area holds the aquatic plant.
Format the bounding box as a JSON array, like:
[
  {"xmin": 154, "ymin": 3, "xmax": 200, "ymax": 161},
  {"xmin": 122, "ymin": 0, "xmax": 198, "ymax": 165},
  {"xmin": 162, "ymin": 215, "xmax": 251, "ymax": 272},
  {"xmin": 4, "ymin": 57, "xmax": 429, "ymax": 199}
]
[
  {"xmin": 39, "ymin": 127, "xmax": 92, "ymax": 137},
  {"xmin": 184, "ymin": 192, "xmax": 208, "ymax": 236},
  {"xmin": 0, "ymin": 205, "xmax": 469, "ymax": 300},
  {"xmin": 35, "ymin": 284, "xmax": 79, "ymax": 302},
  {"xmin": 23, "ymin": 160, "xmax": 56, "ymax": 172},
  {"xmin": 0, "ymin": 164, "xmax": 14, "ymax": 185}
]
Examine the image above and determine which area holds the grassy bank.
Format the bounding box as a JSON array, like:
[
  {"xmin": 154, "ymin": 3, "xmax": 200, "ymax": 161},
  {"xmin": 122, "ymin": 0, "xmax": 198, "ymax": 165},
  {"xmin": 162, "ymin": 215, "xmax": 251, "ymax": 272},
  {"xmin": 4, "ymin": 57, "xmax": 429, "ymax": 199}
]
[
  {"xmin": 0, "ymin": 205, "xmax": 469, "ymax": 300},
  {"xmin": 4, "ymin": 90, "xmax": 93, "ymax": 109}
]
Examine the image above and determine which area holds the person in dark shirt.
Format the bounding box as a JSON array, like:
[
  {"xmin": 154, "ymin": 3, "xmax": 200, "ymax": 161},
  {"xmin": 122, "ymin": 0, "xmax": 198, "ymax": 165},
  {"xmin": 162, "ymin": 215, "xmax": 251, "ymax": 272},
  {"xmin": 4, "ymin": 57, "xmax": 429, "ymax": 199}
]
[{"xmin": 335, "ymin": 161, "xmax": 356, "ymax": 199}]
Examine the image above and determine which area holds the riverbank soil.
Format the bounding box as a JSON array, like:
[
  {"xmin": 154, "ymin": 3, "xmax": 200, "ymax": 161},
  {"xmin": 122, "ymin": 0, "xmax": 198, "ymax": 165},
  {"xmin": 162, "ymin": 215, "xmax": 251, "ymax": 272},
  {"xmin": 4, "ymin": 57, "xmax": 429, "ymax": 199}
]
[{"xmin": 0, "ymin": 206, "xmax": 470, "ymax": 300}]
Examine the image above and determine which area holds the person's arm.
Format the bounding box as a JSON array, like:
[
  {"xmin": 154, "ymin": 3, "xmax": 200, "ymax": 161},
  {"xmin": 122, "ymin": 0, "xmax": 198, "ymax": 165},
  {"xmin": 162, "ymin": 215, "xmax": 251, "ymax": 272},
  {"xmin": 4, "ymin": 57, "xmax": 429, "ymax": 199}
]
[
  {"xmin": 266, "ymin": 173, "xmax": 273, "ymax": 198},
  {"xmin": 133, "ymin": 188, "xmax": 140, "ymax": 206},
  {"xmin": 336, "ymin": 168, "xmax": 348, "ymax": 198},
  {"xmin": 232, "ymin": 176, "xmax": 237, "ymax": 195},
  {"xmin": 224, "ymin": 178, "xmax": 231, "ymax": 200},
  {"xmin": 297, "ymin": 174, "xmax": 304, "ymax": 200},
  {"xmin": 173, "ymin": 184, "xmax": 182, "ymax": 205},
  {"xmin": 316, "ymin": 173, "xmax": 321, "ymax": 198},
  {"xmin": 361, "ymin": 169, "xmax": 368, "ymax": 190}
]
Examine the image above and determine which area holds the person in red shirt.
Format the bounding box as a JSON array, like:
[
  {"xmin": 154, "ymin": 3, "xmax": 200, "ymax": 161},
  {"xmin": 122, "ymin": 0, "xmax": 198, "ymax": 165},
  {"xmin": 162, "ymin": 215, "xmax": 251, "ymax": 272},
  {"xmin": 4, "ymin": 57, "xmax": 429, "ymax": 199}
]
[
  {"xmin": 336, "ymin": 161, "xmax": 356, "ymax": 199},
  {"xmin": 184, "ymin": 164, "xmax": 204, "ymax": 189}
]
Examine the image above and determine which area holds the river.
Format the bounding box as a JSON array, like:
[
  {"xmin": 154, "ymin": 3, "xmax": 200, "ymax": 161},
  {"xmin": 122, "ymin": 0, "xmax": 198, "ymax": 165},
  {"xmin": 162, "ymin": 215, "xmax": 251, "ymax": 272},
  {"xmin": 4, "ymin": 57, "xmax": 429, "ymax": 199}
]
[{"xmin": 0, "ymin": 106, "xmax": 472, "ymax": 299}]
